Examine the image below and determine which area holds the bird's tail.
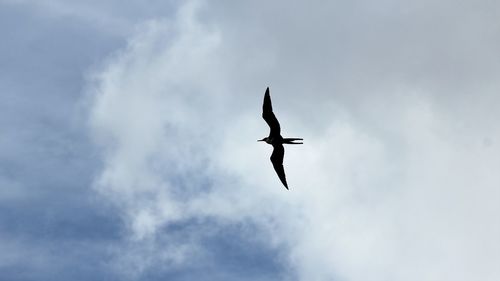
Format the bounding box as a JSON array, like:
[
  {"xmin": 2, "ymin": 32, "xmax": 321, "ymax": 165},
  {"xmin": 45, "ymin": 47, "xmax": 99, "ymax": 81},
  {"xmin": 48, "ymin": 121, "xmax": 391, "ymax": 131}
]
[{"xmin": 283, "ymin": 138, "xmax": 303, "ymax": 144}]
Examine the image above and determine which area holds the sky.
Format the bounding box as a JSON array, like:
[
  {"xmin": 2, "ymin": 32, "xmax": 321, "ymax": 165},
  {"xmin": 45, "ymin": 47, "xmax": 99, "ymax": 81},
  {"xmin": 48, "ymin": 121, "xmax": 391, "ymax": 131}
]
[{"xmin": 1, "ymin": 0, "xmax": 500, "ymax": 280}]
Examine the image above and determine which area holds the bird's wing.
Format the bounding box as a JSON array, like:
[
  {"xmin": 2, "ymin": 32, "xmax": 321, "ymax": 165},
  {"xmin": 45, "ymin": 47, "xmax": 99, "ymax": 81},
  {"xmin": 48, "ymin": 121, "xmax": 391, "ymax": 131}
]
[
  {"xmin": 262, "ymin": 87, "xmax": 281, "ymax": 137},
  {"xmin": 270, "ymin": 143, "xmax": 288, "ymax": 189}
]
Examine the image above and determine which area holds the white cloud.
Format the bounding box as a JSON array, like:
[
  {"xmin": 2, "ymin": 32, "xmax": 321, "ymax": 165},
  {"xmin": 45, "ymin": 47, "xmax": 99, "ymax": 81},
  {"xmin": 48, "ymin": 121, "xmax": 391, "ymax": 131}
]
[{"xmin": 88, "ymin": 0, "xmax": 500, "ymax": 280}]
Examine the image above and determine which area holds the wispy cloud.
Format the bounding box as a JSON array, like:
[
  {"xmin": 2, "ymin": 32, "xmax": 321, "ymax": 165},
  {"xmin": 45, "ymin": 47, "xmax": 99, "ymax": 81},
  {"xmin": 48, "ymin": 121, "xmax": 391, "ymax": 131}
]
[
  {"xmin": 87, "ymin": 0, "xmax": 500, "ymax": 280},
  {"xmin": 88, "ymin": 1, "xmax": 289, "ymax": 278}
]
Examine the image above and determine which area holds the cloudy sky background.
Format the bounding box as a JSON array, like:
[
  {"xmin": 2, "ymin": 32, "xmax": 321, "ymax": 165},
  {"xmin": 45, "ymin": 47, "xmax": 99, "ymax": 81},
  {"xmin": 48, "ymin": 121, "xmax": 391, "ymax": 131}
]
[{"xmin": 1, "ymin": 0, "xmax": 500, "ymax": 280}]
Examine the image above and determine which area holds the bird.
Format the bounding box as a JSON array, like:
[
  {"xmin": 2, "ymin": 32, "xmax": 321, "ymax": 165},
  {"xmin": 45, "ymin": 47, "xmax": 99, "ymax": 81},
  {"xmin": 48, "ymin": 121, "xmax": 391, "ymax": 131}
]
[{"xmin": 258, "ymin": 87, "xmax": 303, "ymax": 190}]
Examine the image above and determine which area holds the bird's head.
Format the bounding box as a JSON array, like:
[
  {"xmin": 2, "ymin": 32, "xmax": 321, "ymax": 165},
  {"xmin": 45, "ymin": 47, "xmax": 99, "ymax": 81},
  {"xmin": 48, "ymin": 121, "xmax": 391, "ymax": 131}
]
[{"xmin": 258, "ymin": 137, "xmax": 269, "ymax": 143}]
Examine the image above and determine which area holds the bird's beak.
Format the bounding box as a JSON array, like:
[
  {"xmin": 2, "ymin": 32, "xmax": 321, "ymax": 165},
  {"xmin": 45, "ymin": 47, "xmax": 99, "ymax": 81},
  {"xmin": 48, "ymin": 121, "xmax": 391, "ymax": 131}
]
[{"xmin": 257, "ymin": 139, "xmax": 265, "ymax": 142}]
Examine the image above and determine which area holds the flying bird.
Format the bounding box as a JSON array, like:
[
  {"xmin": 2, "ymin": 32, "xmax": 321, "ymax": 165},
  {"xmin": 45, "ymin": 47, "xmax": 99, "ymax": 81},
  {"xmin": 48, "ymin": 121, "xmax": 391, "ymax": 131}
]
[{"xmin": 258, "ymin": 87, "xmax": 303, "ymax": 190}]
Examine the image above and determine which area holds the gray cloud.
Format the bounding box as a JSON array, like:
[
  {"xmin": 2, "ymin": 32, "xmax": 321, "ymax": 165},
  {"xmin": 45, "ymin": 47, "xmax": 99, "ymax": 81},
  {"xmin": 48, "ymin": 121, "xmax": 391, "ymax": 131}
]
[
  {"xmin": 1, "ymin": 0, "xmax": 181, "ymax": 36},
  {"xmin": 0, "ymin": 2, "xmax": 128, "ymax": 280}
]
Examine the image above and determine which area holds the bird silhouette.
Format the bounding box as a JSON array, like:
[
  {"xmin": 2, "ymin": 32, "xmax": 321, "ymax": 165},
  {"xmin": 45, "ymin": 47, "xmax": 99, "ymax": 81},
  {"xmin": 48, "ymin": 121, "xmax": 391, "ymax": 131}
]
[{"xmin": 258, "ymin": 87, "xmax": 303, "ymax": 189}]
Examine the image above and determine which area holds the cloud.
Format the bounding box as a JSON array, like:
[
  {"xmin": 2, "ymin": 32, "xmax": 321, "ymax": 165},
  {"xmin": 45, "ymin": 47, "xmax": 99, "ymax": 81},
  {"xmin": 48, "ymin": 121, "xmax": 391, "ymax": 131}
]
[
  {"xmin": 0, "ymin": 3, "xmax": 132, "ymax": 280},
  {"xmin": 88, "ymin": 2, "xmax": 289, "ymax": 278},
  {"xmin": 0, "ymin": 0, "xmax": 180, "ymax": 36},
  {"xmin": 88, "ymin": 0, "xmax": 500, "ymax": 280}
]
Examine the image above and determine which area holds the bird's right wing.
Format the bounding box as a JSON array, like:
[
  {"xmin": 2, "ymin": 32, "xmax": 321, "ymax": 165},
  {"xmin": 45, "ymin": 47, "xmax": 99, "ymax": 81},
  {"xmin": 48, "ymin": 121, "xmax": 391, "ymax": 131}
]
[
  {"xmin": 262, "ymin": 87, "xmax": 281, "ymax": 137},
  {"xmin": 270, "ymin": 143, "xmax": 288, "ymax": 189}
]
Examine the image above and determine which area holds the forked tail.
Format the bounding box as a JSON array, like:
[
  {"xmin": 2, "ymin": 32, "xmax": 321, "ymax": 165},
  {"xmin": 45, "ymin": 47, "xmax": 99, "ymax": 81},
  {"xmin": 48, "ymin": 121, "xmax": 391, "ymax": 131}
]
[{"xmin": 283, "ymin": 138, "xmax": 303, "ymax": 144}]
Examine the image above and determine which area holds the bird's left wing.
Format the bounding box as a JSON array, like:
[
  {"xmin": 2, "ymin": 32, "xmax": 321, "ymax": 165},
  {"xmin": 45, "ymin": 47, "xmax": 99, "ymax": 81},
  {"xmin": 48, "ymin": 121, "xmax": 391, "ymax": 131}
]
[
  {"xmin": 270, "ymin": 143, "xmax": 288, "ymax": 189},
  {"xmin": 262, "ymin": 87, "xmax": 281, "ymax": 137}
]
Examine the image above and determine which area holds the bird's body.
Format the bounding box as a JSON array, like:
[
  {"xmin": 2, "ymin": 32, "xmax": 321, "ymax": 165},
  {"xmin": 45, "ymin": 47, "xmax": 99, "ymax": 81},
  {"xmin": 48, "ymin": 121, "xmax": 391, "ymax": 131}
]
[{"xmin": 258, "ymin": 87, "xmax": 303, "ymax": 190}]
